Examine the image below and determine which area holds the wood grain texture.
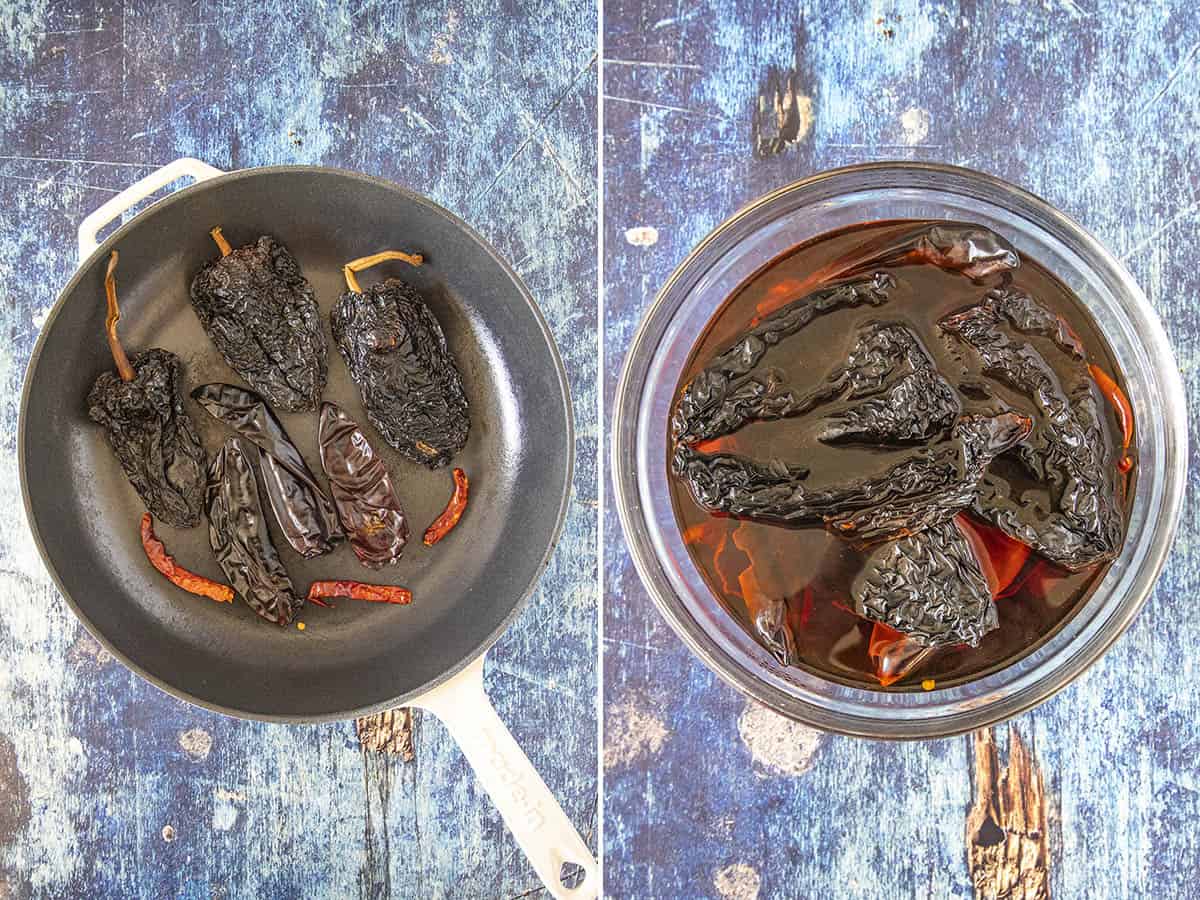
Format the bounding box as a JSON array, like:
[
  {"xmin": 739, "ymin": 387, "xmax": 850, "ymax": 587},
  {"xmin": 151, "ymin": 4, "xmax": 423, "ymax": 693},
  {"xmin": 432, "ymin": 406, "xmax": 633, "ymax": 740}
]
[
  {"xmin": 967, "ymin": 727, "xmax": 1050, "ymax": 900},
  {"xmin": 0, "ymin": 2, "xmax": 596, "ymax": 897},
  {"xmin": 602, "ymin": 1, "xmax": 1200, "ymax": 897},
  {"xmin": 357, "ymin": 709, "xmax": 416, "ymax": 760}
]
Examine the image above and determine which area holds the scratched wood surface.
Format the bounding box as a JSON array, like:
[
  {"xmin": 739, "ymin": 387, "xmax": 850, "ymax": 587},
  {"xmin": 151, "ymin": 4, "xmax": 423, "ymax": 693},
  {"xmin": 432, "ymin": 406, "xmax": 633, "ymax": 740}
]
[
  {"xmin": 0, "ymin": 2, "xmax": 596, "ymax": 897},
  {"xmin": 602, "ymin": 2, "xmax": 1199, "ymax": 898}
]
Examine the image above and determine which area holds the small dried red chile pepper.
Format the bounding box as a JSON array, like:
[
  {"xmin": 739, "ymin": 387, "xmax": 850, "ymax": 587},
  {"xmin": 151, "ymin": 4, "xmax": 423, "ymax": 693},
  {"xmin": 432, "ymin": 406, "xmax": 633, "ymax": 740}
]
[
  {"xmin": 140, "ymin": 513, "xmax": 234, "ymax": 604},
  {"xmin": 305, "ymin": 580, "xmax": 413, "ymax": 607},
  {"xmin": 1089, "ymin": 364, "xmax": 1134, "ymax": 473},
  {"xmin": 424, "ymin": 468, "xmax": 469, "ymax": 546}
]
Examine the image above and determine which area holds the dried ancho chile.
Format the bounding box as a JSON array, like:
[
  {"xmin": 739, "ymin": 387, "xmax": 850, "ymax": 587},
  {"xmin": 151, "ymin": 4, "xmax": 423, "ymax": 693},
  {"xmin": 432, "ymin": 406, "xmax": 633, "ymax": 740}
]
[
  {"xmin": 207, "ymin": 437, "xmax": 302, "ymax": 625},
  {"xmin": 672, "ymin": 274, "xmax": 894, "ymax": 445},
  {"xmin": 190, "ymin": 227, "xmax": 327, "ymax": 412},
  {"xmin": 669, "ymin": 219, "xmax": 1134, "ymax": 689},
  {"xmin": 815, "ymin": 322, "xmax": 960, "ymax": 445},
  {"xmin": 87, "ymin": 251, "xmax": 207, "ymax": 527},
  {"xmin": 940, "ymin": 291, "xmax": 1124, "ymax": 570},
  {"xmin": 332, "ymin": 251, "xmax": 469, "ymax": 467},
  {"xmin": 674, "ymin": 412, "xmax": 1031, "ymax": 544},
  {"xmin": 852, "ymin": 520, "xmax": 997, "ymax": 648},
  {"xmin": 140, "ymin": 513, "xmax": 234, "ymax": 604},
  {"xmin": 835, "ymin": 222, "xmax": 1020, "ymax": 283},
  {"xmin": 318, "ymin": 402, "xmax": 408, "ymax": 568},
  {"xmin": 193, "ymin": 383, "xmax": 342, "ymax": 558}
]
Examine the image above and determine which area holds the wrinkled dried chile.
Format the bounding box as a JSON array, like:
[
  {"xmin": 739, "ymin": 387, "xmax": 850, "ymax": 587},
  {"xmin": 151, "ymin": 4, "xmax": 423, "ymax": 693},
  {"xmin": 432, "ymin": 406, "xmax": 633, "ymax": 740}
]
[
  {"xmin": 140, "ymin": 513, "xmax": 234, "ymax": 604},
  {"xmin": 318, "ymin": 402, "xmax": 408, "ymax": 568},
  {"xmin": 207, "ymin": 437, "xmax": 303, "ymax": 625},
  {"xmin": 190, "ymin": 228, "xmax": 327, "ymax": 412},
  {"xmin": 670, "ymin": 220, "xmax": 1133, "ymax": 689},
  {"xmin": 332, "ymin": 251, "xmax": 470, "ymax": 467},
  {"xmin": 424, "ymin": 468, "xmax": 468, "ymax": 546},
  {"xmin": 193, "ymin": 383, "xmax": 342, "ymax": 558},
  {"xmin": 87, "ymin": 251, "xmax": 207, "ymax": 527},
  {"xmin": 306, "ymin": 580, "xmax": 412, "ymax": 607}
]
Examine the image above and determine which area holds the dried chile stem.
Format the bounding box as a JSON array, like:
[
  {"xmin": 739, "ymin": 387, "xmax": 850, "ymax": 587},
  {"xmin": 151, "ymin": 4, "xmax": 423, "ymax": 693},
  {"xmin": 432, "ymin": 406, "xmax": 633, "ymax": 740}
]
[
  {"xmin": 306, "ymin": 580, "xmax": 413, "ymax": 607},
  {"xmin": 424, "ymin": 467, "xmax": 469, "ymax": 545},
  {"xmin": 103, "ymin": 251, "xmax": 135, "ymax": 383},
  {"xmin": 209, "ymin": 226, "xmax": 232, "ymax": 257},
  {"xmin": 342, "ymin": 250, "xmax": 424, "ymax": 292},
  {"xmin": 140, "ymin": 513, "xmax": 234, "ymax": 604}
]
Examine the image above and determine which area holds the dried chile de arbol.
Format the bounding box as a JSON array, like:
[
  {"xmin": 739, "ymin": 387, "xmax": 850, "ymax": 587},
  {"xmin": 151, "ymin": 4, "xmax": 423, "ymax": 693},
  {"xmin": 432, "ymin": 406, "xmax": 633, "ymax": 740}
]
[
  {"xmin": 306, "ymin": 580, "xmax": 412, "ymax": 607},
  {"xmin": 318, "ymin": 402, "xmax": 408, "ymax": 568},
  {"xmin": 207, "ymin": 437, "xmax": 302, "ymax": 625},
  {"xmin": 852, "ymin": 520, "xmax": 998, "ymax": 648},
  {"xmin": 940, "ymin": 297, "xmax": 1125, "ymax": 570},
  {"xmin": 193, "ymin": 383, "xmax": 342, "ymax": 558},
  {"xmin": 87, "ymin": 251, "xmax": 207, "ymax": 527},
  {"xmin": 331, "ymin": 251, "xmax": 470, "ymax": 468},
  {"xmin": 674, "ymin": 412, "xmax": 1031, "ymax": 544},
  {"xmin": 140, "ymin": 513, "xmax": 234, "ymax": 604},
  {"xmin": 189, "ymin": 227, "xmax": 327, "ymax": 412},
  {"xmin": 672, "ymin": 273, "xmax": 896, "ymax": 445},
  {"xmin": 424, "ymin": 467, "xmax": 468, "ymax": 546},
  {"xmin": 816, "ymin": 322, "xmax": 960, "ymax": 445}
]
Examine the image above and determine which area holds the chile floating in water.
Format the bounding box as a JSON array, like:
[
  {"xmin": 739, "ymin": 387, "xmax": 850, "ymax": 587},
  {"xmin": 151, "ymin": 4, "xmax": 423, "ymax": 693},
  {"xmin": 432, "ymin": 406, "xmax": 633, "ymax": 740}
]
[
  {"xmin": 669, "ymin": 221, "xmax": 1135, "ymax": 689},
  {"xmin": 332, "ymin": 250, "xmax": 470, "ymax": 467},
  {"xmin": 190, "ymin": 227, "xmax": 328, "ymax": 412},
  {"xmin": 87, "ymin": 251, "xmax": 208, "ymax": 527}
]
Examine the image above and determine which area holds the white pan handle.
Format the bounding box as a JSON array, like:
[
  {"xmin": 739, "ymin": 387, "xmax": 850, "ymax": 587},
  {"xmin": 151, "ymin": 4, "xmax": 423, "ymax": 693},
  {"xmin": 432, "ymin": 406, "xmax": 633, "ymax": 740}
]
[
  {"xmin": 411, "ymin": 655, "xmax": 599, "ymax": 899},
  {"xmin": 78, "ymin": 157, "xmax": 224, "ymax": 261}
]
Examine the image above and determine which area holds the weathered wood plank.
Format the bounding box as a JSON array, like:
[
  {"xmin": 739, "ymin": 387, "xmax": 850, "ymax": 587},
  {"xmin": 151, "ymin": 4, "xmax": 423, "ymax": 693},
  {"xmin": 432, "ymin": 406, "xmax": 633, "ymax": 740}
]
[
  {"xmin": 0, "ymin": 2, "xmax": 597, "ymax": 897},
  {"xmin": 602, "ymin": 1, "xmax": 1200, "ymax": 896}
]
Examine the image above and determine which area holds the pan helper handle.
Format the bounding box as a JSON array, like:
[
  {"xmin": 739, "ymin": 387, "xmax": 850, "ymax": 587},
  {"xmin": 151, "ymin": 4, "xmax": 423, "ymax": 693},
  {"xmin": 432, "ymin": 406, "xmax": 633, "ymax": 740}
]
[
  {"xmin": 411, "ymin": 655, "xmax": 599, "ymax": 900},
  {"xmin": 77, "ymin": 158, "xmax": 224, "ymax": 261}
]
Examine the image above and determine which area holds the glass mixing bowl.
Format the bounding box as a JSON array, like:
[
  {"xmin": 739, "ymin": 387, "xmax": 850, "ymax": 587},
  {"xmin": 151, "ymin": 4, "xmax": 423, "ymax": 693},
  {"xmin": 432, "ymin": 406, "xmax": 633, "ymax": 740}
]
[{"xmin": 612, "ymin": 163, "xmax": 1187, "ymax": 739}]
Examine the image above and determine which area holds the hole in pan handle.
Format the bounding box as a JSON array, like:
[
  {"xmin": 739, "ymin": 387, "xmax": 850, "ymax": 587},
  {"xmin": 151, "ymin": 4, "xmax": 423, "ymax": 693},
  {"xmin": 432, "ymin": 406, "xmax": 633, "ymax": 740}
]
[
  {"xmin": 411, "ymin": 654, "xmax": 599, "ymax": 899},
  {"xmin": 77, "ymin": 158, "xmax": 225, "ymax": 262}
]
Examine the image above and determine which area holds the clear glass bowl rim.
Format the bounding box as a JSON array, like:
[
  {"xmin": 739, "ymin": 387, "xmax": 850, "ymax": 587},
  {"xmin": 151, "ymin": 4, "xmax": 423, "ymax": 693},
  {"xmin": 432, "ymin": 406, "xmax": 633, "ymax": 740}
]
[{"xmin": 612, "ymin": 161, "xmax": 1189, "ymax": 739}]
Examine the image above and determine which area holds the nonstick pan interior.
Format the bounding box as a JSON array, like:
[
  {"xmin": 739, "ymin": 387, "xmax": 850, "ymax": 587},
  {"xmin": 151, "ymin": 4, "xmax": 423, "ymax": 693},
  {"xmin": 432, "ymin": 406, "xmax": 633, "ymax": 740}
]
[{"xmin": 20, "ymin": 167, "xmax": 573, "ymax": 721}]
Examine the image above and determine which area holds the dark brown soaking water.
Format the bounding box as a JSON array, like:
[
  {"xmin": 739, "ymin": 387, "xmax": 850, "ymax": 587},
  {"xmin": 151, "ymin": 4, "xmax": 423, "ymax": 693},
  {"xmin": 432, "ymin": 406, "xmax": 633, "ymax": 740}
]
[{"xmin": 668, "ymin": 220, "xmax": 1135, "ymax": 690}]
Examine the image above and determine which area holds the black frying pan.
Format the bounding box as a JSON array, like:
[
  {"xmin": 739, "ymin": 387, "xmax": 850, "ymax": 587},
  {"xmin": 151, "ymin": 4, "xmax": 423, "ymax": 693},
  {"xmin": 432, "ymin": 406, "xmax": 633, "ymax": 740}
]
[{"xmin": 19, "ymin": 162, "xmax": 596, "ymax": 898}]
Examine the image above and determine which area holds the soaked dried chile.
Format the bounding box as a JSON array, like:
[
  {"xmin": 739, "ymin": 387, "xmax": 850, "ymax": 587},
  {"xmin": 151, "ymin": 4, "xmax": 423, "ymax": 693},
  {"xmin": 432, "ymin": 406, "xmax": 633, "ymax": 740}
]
[
  {"xmin": 331, "ymin": 252, "xmax": 470, "ymax": 467},
  {"xmin": 193, "ymin": 383, "xmax": 342, "ymax": 558},
  {"xmin": 852, "ymin": 520, "xmax": 998, "ymax": 648},
  {"xmin": 674, "ymin": 412, "xmax": 1031, "ymax": 544},
  {"xmin": 318, "ymin": 401, "xmax": 408, "ymax": 568},
  {"xmin": 816, "ymin": 322, "xmax": 960, "ymax": 444},
  {"xmin": 672, "ymin": 273, "xmax": 895, "ymax": 444},
  {"xmin": 836, "ymin": 223, "xmax": 1020, "ymax": 282},
  {"xmin": 206, "ymin": 437, "xmax": 302, "ymax": 625},
  {"xmin": 189, "ymin": 227, "xmax": 327, "ymax": 412},
  {"xmin": 87, "ymin": 251, "xmax": 207, "ymax": 527},
  {"xmin": 140, "ymin": 513, "xmax": 234, "ymax": 604},
  {"xmin": 1089, "ymin": 363, "xmax": 1134, "ymax": 472},
  {"xmin": 940, "ymin": 298, "xmax": 1125, "ymax": 570},
  {"xmin": 674, "ymin": 320, "xmax": 959, "ymax": 447},
  {"xmin": 975, "ymin": 287, "xmax": 1086, "ymax": 359}
]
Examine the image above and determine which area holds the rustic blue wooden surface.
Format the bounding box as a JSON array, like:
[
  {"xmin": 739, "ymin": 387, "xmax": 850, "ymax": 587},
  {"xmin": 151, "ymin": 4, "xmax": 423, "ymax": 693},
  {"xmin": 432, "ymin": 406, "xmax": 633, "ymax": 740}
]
[
  {"xmin": 0, "ymin": 2, "xmax": 596, "ymax": 898},
  {"xmin": 603, "ymin": 2, "xmax": 1199, "ymax": 898}
]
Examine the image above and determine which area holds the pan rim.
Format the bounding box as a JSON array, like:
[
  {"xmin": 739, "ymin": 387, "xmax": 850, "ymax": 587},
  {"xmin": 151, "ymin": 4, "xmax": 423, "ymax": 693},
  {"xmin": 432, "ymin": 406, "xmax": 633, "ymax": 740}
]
[{"xmin": 17, "ymin": 164, "xmax": 575, "ymax": 723}]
